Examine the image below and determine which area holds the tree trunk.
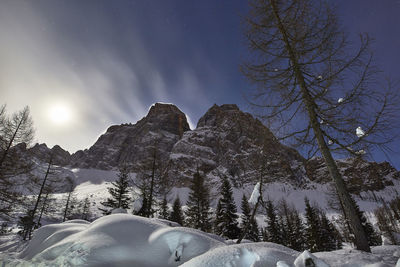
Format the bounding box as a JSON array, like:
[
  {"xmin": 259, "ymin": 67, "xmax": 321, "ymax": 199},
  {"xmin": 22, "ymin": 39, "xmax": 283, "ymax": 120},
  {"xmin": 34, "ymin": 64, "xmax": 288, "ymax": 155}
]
[
  {"xmin": 37, "ymin": 193, "xmax": 49, "ymax": 227},
  {"xmin": 63, "ymin": 191, "xmax": 72, "ymax": 222},
  {"xmin": 25, "ymin": 158, "xmax": 52, "ymax": 240},
  {"xmin": 269, "ymin": 0, "xmax": 370, "ymax": 252}
]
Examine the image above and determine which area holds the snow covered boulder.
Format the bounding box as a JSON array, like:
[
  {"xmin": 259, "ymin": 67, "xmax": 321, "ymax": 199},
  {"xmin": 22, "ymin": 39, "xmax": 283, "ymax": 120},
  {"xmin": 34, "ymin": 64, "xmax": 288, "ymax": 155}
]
[
  {"xmin": 180, "ymin": 242, "xmax": 300, "ymax": 267},
  {"xmin": 149, "ymin": 226, "xmax": 225, "ymax": 265}
]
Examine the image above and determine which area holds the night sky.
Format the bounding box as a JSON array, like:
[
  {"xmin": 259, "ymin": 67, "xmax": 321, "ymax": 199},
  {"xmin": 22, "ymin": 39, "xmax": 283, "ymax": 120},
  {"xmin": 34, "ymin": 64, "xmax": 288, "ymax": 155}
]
[{"xmin": 0, "ymin": 0, "xmax": 399, "ymax": 168}]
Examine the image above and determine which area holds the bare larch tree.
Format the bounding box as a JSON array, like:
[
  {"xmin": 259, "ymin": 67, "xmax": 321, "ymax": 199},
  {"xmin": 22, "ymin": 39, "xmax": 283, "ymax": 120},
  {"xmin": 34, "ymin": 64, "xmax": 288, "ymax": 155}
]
[{"xmin": 242, "ymin": 0, "xmax": 399, "ymax": 252}]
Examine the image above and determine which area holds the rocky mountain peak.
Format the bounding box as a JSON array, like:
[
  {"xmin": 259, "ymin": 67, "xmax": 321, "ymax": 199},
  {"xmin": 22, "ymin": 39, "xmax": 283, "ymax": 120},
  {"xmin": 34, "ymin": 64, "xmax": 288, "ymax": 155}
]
[
  {"xmin": 197, "ymin": 104, "xmax": 241, "ymax": 128},
  {"xmin": 147, "ymin": 102, "xmax": 185, "ymax": 117},
  {"xmin": 70, "ymin": 102, "xmax": 190, "ymax": 170},
  {"xmin": 29, "ymin": 143, "xmax": 71, "ymax": 166},
  {"xmin": 144, "ymin": 103, "xmax": 190, "ymax": 137}
]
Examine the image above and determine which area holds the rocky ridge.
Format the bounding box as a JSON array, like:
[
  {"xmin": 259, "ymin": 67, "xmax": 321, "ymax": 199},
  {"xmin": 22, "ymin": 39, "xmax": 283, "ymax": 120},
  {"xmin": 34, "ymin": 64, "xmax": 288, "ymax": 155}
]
[{"xmin": 26, "ymin": 103, "xmax": 399, "ymax": 193}]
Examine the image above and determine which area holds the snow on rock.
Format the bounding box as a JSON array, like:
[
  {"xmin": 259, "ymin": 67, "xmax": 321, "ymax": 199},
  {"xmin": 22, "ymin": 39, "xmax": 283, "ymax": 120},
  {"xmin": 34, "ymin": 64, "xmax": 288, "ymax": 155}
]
[
  {"xmin": 180, "ymin": 242, "xmax": 299, "ymax": 267},
  {"xmin": 338, "ymin": 98, "xmax": 344, "ymax": 103},
  {"xmin": 248, "ymin": 182, "xmax": 260, "ymax": 205},
  {"xmin": 294, "ymin": 250, "xmax": 329, "ymax": 267},
  {"xmin": 149, "ymin": 227, "xmax": 225, "ymax": 265}
]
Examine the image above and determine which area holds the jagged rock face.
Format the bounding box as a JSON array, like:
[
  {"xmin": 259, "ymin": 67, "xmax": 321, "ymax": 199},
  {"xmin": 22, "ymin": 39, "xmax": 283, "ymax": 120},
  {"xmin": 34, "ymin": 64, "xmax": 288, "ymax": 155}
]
[
  {"xmin": 169, "ymin": 104, "xmax": 308, "ymax": 186},
  {"xmin": 29, "ymin": 143, "xmax": 71, "ymax": 166},
  {"xmin": 70, "ymin": 103, "xmax": 190, "ymax": 170},
  {"xmin": 306, "ymin": 157, "xmax": 400, "ymax": 194}
]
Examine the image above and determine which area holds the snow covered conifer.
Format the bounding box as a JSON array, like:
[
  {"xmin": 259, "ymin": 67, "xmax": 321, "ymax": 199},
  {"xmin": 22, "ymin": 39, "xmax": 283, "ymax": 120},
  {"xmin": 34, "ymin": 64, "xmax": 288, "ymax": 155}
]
[
  {"xmin": 215, "ymin": 175, "xmax": 240, "ymax": 239},
  {"xmin": 81, "ymin": 197, "xmax": 92, "ymax": 221},
  {"xmin": 304, "ymin": 198, "xmax": 322, "ymax": 252},
  {"xmin": 99, "ymin": 165, "xmax": 131, "ymax": 215},
  {"xmin": 185, "ymin": 170, "xmax": 212, "ymax": 232},
  {"xmin": 263, "ymin": 200, "xmax": 282, "ymax": 244},
  {"xmin": 169, "ymin": 196, "xmax": 184, "ymax": 226},
  {"xmin": 278, "ymin": 199, "xmax": 304, "ymax": 250},
  {"xmin": 240, "ymin": 194, "xmax": 260, "ymax": 242},
  {"xmin": 291, "ymin": 210, "xmax": 306, "ymax": 251},
  {"xmin": 319, "ymin": 211, "xmax": 342, "ymax": 251}
]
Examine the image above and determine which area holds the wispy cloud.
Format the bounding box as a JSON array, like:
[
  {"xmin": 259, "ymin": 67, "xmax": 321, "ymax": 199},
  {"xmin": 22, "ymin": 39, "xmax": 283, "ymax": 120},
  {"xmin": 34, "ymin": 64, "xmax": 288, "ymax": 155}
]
[{"xmin": 0, "ymin": 1, "xmax": 242, "ymax": 152}]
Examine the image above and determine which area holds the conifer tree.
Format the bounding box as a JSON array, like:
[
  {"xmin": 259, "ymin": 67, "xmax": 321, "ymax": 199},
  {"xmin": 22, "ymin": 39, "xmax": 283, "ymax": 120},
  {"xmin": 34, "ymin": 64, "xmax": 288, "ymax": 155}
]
[
  {"xmin": 135, "ymin": 196, "xmax": 148, "ymax": 217},
  {"xmin": 304, "ymin": 198, "xmax": 322, "ymax": 252},
  {"xmin": 240, "ymin": 194, "xmax": 260, "ymax": 242},
  {"xmin": 169, "ymin": 196, "xmax": 184, "ymax": 226},
  {"xmin": 214, "ymin": 199, "xmax": 224, "ymax": 236},
  {"xmin": 99, "ymin": 166, "xmax": 131, "ymax": 215},
  {"xmin": 81, "ymin": 197, "xmax": 92, "ymax": 221},
  {"xmin": 185, "ymin": 171, "xmax": 211, "ymax": 232},
  {"xmin": 291, "ymin": 211, "xmax": 306, "ymax": 251},
  {"xmin": 278, "ymin": 199, "xmax": 304, "ymax": 250},
  {"xmin": 216, "ymin": 176, "xmax": 240, "ymax": 239},
  {"xmin": 263, "ymin": 200, "xmax": 282, "ymax": 244},
  {"xmin": 159, "ymin": 196, "xmax": 169, "ymax": 219},
  {"xmin": 319, "ymin": 211, "xmax": 342, "ymax": 251}
]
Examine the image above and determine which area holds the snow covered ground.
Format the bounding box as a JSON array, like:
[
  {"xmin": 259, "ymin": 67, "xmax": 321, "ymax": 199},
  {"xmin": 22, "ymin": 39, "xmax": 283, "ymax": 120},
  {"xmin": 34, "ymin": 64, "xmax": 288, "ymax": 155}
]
[{"xmin": 1, "ymin": 213, "xmax": 399, "ymax": 266}]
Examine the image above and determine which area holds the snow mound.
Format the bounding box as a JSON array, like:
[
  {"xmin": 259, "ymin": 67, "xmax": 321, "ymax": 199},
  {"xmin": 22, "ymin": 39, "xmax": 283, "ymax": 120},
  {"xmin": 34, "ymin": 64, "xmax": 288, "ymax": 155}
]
[
  {"xmin": 180, "ymin": 242, "xmax": 300, "ymax": 267},
  {"xmin": 4, "ymin": 214, "xmax": 225, "ymax": 266},
  {"xmin": 149, "ymin": 227, "xmax": 225, "ymax": 265},
  {"xmin": 16, "ymin": 215, "xmax": 171, "ymax": 266}
]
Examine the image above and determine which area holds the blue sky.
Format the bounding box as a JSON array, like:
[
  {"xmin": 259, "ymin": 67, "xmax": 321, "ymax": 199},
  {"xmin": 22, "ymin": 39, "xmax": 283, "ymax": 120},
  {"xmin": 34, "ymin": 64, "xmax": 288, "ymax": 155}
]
[{"xmin": 0, "ymin": 0, "xmax": 399, "ymax": 168}]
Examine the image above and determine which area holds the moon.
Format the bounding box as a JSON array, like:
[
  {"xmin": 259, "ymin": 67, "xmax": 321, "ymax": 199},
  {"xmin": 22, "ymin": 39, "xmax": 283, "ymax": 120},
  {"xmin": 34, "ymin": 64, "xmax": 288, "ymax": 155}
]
[{"xmin": 48, "ymin": 103, "xmax": 72, "ymax": 125}]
